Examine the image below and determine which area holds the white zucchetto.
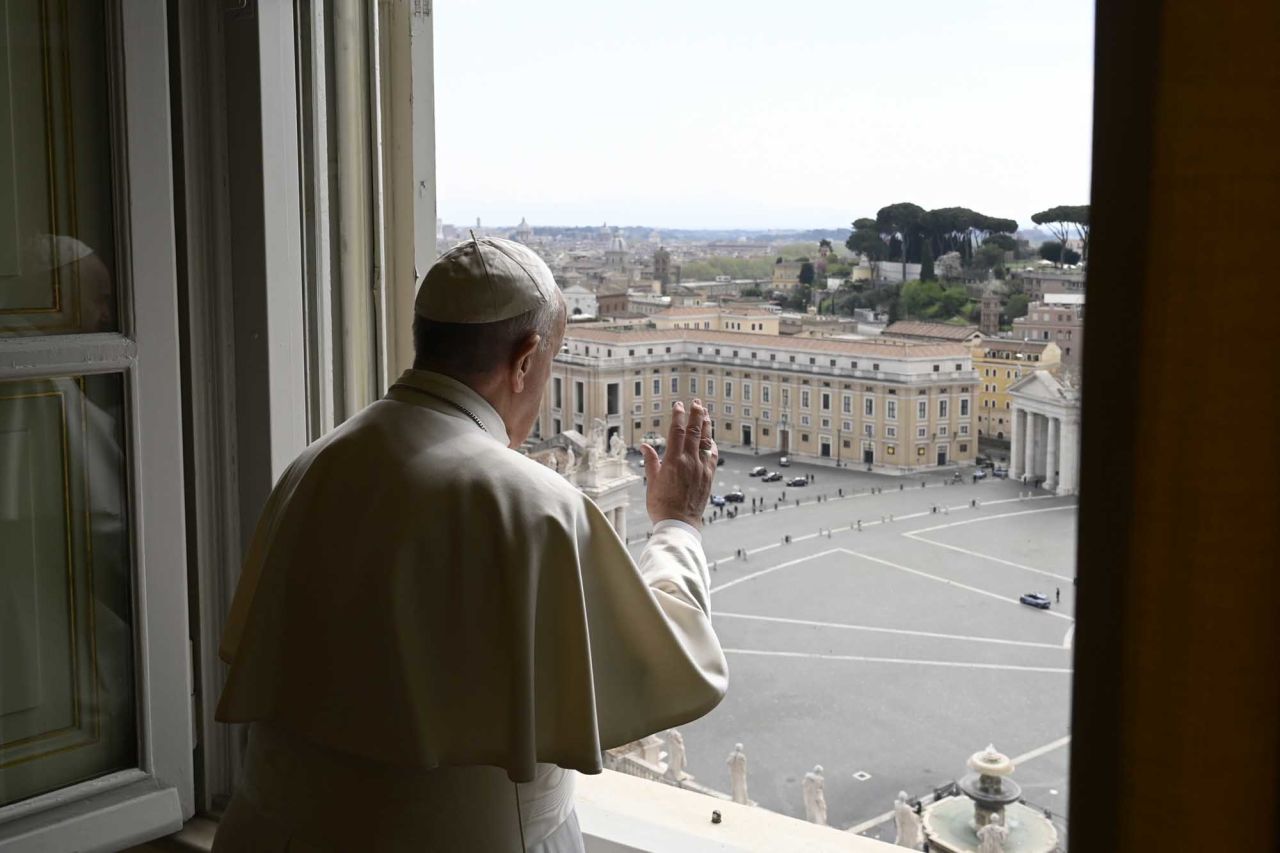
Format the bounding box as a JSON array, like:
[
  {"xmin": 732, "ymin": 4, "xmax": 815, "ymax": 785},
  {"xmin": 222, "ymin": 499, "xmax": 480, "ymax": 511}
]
[{"xmin": 414, "ymin": 236, "xmax": 558, "ymax": 324}]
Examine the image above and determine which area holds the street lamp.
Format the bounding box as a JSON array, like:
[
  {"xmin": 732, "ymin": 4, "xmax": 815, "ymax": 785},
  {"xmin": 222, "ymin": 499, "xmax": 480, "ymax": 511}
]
[{"xmin": 754, "ymin": 417, "xmax": 759, "ymax": 455}]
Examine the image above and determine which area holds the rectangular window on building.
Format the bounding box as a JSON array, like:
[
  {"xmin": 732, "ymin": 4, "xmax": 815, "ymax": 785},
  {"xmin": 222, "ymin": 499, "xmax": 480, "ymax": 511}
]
[
  {"xmin": 864, "ymin": 397, "xmax": 875, "ymax": 417},
  {"xmin": 553, "ymin": 418, "xmax": 561, "ymax": 434},
  {"xmin": 725, "ymin": 381, "xmax": 733, "ymax": 400},
  {"xmin": 634, "ymin": 380, "xmax": 642, "ymax": 397},
  {"xmin": 960, "ymin": 398, "xmax": 970, "ymax": 417},
  {"xmin": 801, "ymin": 389, "xmax": 810, "ymax": 409},
  {"xmin": 690, "ymin": 377, "xmax": 698, "ymax": 395},
  {"xmin": 801, "ymin": 415, "xmax": 810, "ymax": 426},
  {"xmin": 939, "ymin": 399, "xmax": 949, "ymax": 418},
  {"xmin": 821, "ymin": 392, "xmax": 831, "ymax": 411},
  {"xmin": 918, "ymin": 400, "xmax": 928, "ymax": 420},
  {"xmin": 725, "ymin": 404, "xmax": 734, "ymax": 415},
  {"xmin": 887, "ymin": 426, "xmax": 897, "ymax": 438},
  {"xmin": 607, "ymin": 383, "xmax": 620, "ymax": 415},
  {"xmin": 887, "ymin": 400, "xmax": 897, "ymax": 420},
  {"xmin": 842, "ymin": 420, "xmax": 852, "ymax": 431},
  {"xmin": 707, "ymin": 378, "xmax": 716, "ymax": 397},
  {"xmin": 553, "ymin": 377, "xmax": 562, "ymax": 409},
  {"xmin": 652, "ymin": 378, "xmax": 661, "ymax": 395},
  {"xmin": 671, "ymin": 377, "xmax": 679, "ymax": 394},
  {"xmin": 843, "ymin": 394, "xmax": 852, "ymax": 414},
  {"xmin": 781, "ymin": 388, "xmax": 790, "ymax": 409},
  {"xmin": 762, "ymin": 385, "xmax": 771, "ymax": 404},
  {"xmin": 743, "ymin": 383, "xmax": 752, "ymax": 402},
  {"xmin": 575, "ymin": 381, "xmax": 585, "ymax": 414}
]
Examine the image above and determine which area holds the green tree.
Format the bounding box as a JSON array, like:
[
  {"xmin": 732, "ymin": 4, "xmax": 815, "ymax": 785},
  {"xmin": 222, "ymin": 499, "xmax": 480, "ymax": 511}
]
[
  {"xmin": 1038, "ymin": 241, "xmax": 1081, "ymax": 265},
  {"xmin": 920, "ymin": 240, "xmax": 935, "ymax": 281},
  {"xmin": 876, "ymin": 202, "xmax": 926, "ymax": 281},
  {"xmin": 976, "ymin": 243, "xmax": 1007, "ymax": 274},
  {"xmin": 798, "ymin": 261, "xmax": 816, "ymax": 286},
  {"xmin": 983, "ymin": 233, "xmax": 1017, "ymax": 251},
  {"xmin": 1031, "ymin": 205, "xmax": 1090, "ymax": 263},
  {"xmin": 1005, "ymin": 293, "xmax": 1029, "ymax": 321}
]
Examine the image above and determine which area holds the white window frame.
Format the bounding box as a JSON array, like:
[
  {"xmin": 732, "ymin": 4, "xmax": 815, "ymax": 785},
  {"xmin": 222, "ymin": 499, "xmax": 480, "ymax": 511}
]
[
  {"xmin": 801, "ymin": 389, "xmax": 810, "ymax": 409},
  {"xmin": 0, "ymin": 2, "xmax": 195, "ymax": 845}
]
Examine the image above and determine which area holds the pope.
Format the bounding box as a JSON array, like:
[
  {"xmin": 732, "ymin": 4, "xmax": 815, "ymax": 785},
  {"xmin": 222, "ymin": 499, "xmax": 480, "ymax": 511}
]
[{"xmin": 212, "ymin": 237, "xmax": 728, "ymax": 852}]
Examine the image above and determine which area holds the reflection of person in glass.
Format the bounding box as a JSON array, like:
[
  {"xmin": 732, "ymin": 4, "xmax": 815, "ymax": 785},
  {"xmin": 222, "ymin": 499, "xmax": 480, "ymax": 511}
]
[
  {"xmin": 0, "ymin": 237, "xmax": 134, "ymax": 804},
  {"xmin": 2, "ymin": 234, "xmax": 116, "ymax": 336}
]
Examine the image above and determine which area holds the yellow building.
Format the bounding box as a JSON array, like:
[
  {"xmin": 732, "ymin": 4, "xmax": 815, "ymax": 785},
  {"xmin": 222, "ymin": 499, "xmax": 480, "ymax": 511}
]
[
  {"xmin": 540, "ymin": 328, "xmax": 979, "ymax": 471},
  {"xmin": 968, "ymin": 339, "xmax": 1061, "ymax": 440}
]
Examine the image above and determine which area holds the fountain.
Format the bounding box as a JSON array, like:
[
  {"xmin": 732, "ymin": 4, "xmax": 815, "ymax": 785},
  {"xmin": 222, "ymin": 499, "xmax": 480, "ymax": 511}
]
[{"xmin": 920, "ymin": 745, "xmax": 1059, "ymax": 852}]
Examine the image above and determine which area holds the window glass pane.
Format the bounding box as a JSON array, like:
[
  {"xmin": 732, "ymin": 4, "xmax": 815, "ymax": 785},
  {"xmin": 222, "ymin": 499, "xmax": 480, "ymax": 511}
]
[
  {"xmin": 0, "ymin": 0, "xmax": 117, "ymax": 336},
  {"xmin": 0, "ymin": 373, "xmax": 136, "ymax": 806}
]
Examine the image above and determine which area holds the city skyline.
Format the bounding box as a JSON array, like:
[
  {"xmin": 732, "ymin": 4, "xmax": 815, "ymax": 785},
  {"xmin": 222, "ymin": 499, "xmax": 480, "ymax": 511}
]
[{"xmin": 436, "ymin": 0, "xmax": 1096, "ymax": 230}]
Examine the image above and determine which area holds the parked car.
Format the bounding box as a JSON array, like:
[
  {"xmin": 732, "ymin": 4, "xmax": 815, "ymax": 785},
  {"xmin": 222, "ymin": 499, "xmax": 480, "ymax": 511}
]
[
  {"xmin": 779, "ymin": 456, "xmax": 791, "ymax": 467},
  {"xmin": 710, "ymin": 494, "xmax": 727, "ymax": 507},
  {"xmin": 749, "ymin": 466, "xmax": 768, "ymax": 477},
  {"xmin": 993, "ymin": 466, "xmax": 1009, "ymax": 479},
  {"xmin": 1019, "ymin": 592, "xmax": 1052, "ymax": 610},
  {"xmin": 762, "ymin": 471, "xmax": 783, "ymax": 482},
  {"xmin": 973, "ymin": 468, "xmax": 988, "ymax": 480},
  {"xmin": 725, "ymin": 488, "xmax": 746, "ymax": 503},
  {"xmin": 976, "ymin": 454, "xmax": 992, "ymax": 467},
  {"xmin": 787, "ymin": 476, "xmax": 808, "ymax": 487}
]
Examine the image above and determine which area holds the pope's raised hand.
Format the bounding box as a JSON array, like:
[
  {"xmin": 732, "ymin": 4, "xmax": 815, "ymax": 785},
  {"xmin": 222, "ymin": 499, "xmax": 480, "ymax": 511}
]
[{"xmin": 640, "ymin": 399, "xmax": 718, "ymax": 529}]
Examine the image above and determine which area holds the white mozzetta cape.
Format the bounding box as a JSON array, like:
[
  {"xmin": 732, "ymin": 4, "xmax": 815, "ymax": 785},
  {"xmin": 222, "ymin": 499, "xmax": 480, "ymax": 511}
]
[{"xmin": 217, "ymin": 370, "xmax": 728, "ymax": 784}]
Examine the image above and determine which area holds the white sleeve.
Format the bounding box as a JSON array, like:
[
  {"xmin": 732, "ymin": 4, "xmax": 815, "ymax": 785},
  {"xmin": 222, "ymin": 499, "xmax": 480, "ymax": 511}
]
[{"xmin": 636, "ymin": 520, "xmax": 712, "ymax": 617}]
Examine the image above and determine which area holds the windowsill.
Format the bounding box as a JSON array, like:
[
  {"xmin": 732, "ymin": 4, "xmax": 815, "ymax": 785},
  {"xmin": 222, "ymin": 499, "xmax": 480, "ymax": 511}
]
[{"xmin": 129, "ymin": 770, "xmax": 898, "ymax": 852}]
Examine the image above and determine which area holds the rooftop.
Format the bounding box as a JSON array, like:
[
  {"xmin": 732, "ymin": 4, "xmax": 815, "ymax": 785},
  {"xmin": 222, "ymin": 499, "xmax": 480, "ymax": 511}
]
[
  {"xmin": 563, "ymin": 327, "xmax": 972, "ymax": 359},
  {"xmin": 882, "ymin": 321, "xmax": 981, "ymax": 341}
]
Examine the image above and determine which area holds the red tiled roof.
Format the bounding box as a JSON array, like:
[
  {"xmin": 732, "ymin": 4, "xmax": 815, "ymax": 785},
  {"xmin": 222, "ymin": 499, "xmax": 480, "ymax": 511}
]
[{"xmin": 882, "ymin": 321, "xmax": 981, "ymax": 341}]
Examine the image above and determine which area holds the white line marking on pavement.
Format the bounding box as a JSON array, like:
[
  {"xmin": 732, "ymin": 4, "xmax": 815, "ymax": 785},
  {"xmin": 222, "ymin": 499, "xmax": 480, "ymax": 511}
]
[
  {"xmin": 844, "ymin": 733, "xmax": 1072, "ymax": 836},
  {"xmin": 1012, "ymin": 735, "xmax": 1072, "ymax": 765},
  {"xmin": 837, "ymin": 549, "xmax": 1076, "ymax": 622},
  {"xmin": 715, "ymin": 612, "xmax": 1069, "ymax": 650},
  {"xmin": 905, "ymin": 504, "xmax": 1077, "ymax": 536},
  {"xmin": 903, "ymin": 506, "xmax": 1077, "ymax": 582},
  {"xmin": 723, "ymin": 648, "xmax": 1072, "ymax": 673},
  {"xmin": 1062, "ymin": 623, "xmax": 1076, "ymax": 649},
  {"xmin": 710, "ymin": 549, "xmax": 844, "ymax": 594}
]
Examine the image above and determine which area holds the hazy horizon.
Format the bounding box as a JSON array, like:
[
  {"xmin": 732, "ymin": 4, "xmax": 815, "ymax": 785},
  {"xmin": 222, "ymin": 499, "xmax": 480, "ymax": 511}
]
[{"xmin": 436, "ymin": 0, "xmax": 1095, "ymax": 231}]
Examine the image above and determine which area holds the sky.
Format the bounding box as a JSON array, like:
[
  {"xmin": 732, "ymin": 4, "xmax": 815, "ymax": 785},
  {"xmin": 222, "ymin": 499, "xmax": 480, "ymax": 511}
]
[{"xmin": 434, "ymin": 0, "xmax": 1095, "ymax": 231}]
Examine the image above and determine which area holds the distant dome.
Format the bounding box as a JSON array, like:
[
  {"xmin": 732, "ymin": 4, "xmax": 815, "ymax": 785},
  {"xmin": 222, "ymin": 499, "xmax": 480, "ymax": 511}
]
[{"xmin": 610, "ymin": 235, "xmax": 627, "ymax": 253}]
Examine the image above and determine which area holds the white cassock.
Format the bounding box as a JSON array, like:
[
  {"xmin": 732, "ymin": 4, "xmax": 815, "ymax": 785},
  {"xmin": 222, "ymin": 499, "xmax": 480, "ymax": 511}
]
[{"xmin": 213, "ymin": 369, "xmax": 729, "ymax": 852}]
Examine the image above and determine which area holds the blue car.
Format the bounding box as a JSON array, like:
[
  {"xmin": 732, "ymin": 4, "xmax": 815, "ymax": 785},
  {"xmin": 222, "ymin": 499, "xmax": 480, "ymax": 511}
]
[
  {"xmin": 1019, "ymin": 592, "xmax": 1052, "ymax": 610},
  {"xmin": 710, "ymin": 494, "xmax": 727, "ymax": 507}
]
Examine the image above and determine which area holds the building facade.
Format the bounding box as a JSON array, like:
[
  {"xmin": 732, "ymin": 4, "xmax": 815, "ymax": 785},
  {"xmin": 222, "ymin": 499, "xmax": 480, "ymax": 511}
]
[
  {"xmin": 540, "ymin": 329, "xmax": 979, "ymax": 471},
  {"xmin": 649, "ymin": 306, "xmax": 780, "ymax": 334},
  {"xmin": 1009, "ymin": 369, "xmax": 1081, "ymax": 495},
  {"xmin": 969, "ymin": 339, "xmax": 1062, "ymax": 440},
  {"xmin": 1012, "ymin": 297, "xmax": 1085, "ymax": 369}
]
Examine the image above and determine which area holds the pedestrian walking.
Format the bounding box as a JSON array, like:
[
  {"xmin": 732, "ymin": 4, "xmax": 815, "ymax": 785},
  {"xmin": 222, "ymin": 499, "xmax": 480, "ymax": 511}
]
[{"xmin": 1056, "ymin": 587, "xmax": 1061, "ymax": 603}]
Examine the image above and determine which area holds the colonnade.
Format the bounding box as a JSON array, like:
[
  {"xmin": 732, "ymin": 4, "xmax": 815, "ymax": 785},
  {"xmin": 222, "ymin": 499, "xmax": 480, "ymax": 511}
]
[{"xmin": 1010, "ymin": 407, "xmax": 1079, "ymax": 494}]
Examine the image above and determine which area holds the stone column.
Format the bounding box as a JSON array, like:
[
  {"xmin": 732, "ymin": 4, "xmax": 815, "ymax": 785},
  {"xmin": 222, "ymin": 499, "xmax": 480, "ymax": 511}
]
[
  {"xmin": 614, "ymin": 506, "xmax": 628, "ymax": 543},
  {"xmin": 1023, "ymin": 412, "xmax": 1037, "ymax": 484},
  {"xmin": 1046, "ymin": 417, "xmax": 1060, "ymax": 492},
  {"xmin": 1058, "ymin": 419, "xmax": 1080, "ymax": 494},
  {"xmin": 1011, "ymin": 408, "xmax": 1025, "ymax": 480}
]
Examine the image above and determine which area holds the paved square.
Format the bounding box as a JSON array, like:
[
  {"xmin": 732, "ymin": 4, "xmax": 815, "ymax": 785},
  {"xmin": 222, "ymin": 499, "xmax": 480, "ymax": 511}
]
[{"xmin": 624, "ymin": 451, "xmax": 1075, "ymax": 836}]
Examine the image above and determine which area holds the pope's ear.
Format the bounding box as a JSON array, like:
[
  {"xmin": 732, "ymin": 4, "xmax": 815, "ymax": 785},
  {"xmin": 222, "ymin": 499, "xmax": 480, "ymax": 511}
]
[{"xmin": 511, "ymin": 332, "xmax": 541, "ymax": 393}]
